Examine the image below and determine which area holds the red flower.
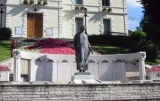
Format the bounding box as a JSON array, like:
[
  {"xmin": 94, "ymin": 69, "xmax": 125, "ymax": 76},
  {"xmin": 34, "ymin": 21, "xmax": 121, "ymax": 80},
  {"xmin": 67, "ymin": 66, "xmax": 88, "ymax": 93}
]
[
  {"xmin": 24, "ymin": 38, "xmax": 75, "ymax": 54},
  {"xmin": 147, "ymin": 66, "xmax": 160, "ymax": 72}
]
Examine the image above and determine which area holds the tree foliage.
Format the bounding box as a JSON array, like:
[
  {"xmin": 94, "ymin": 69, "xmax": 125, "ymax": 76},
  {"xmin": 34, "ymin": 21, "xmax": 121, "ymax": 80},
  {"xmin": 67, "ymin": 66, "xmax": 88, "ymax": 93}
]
[{"xmin": 140, "ymin": 0, "xmax": 160, "ymax": 44}]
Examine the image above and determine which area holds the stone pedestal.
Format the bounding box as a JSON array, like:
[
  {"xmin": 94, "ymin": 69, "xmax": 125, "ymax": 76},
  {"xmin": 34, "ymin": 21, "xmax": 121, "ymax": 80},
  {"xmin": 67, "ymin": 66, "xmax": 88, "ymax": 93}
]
[{"xmin": 72, "ymin": 72, "xmax": 94, "ymax": 84}]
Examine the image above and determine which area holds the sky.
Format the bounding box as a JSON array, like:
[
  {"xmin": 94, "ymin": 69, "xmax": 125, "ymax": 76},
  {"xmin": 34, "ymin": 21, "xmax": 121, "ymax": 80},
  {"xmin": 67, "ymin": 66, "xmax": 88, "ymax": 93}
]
[{"xmin": 126, "ymin": 0, "xmax": 143, "ymax": 31}]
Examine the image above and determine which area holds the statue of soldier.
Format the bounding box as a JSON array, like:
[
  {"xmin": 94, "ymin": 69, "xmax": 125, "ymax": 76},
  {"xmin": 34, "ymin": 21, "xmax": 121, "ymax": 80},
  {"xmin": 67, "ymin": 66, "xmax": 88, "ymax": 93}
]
[{"xmin": 74, "ymin": 26, "xmax": 93, "ymax": 72}]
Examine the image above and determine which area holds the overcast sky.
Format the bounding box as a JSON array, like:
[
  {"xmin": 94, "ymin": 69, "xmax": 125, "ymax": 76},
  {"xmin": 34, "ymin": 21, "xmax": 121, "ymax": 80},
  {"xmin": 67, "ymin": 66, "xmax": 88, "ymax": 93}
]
[{"xmin": 126, "ymin": 0, "xmax": 143, "ymax": 31}]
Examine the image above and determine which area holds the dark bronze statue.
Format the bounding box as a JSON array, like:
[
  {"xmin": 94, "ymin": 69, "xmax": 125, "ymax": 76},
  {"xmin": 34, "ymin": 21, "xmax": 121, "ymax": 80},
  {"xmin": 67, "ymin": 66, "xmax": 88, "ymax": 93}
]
[{"xmin": 74, "ymin": 26, "xmax": 93, "ymax": 72}]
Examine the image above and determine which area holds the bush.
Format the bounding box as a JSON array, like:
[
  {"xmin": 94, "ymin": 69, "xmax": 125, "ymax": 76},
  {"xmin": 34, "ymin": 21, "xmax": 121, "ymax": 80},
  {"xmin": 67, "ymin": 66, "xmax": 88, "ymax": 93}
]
[
  {"xmin": 37, "ymin": 1, "xmax": 42, "ymax": 5},
  {"xmin": 131, "ymin": 30, "xmax": 147, "ymax": 38},
  {"xmin": 141, "ymin": 40, "xmax": 159, "ymax": 61},
  {"xmin": 88, "ymin": 34, "xmax": 158, "ymax": 61},
  {"xmin": 23, "ymin": 0, "xmax": 28, "ymax": 5},
  {"xmin": 29, "ymin": 0, "xmax": 34, "ymax": 5},
  {"xmin": 88, "ymin": 34, "xmax": 132, "ymax": 48},
  {"xmin": 0, "ymin": 27, "xmax": 12, "ymax": 40},
  {"xmin": 43, "ymin": 0, "xmax": 48, "ymax": 6}
]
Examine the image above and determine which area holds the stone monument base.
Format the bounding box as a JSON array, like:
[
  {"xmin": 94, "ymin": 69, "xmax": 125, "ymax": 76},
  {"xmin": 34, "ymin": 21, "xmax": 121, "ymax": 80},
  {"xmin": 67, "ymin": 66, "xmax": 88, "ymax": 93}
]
[{"xmin": 72, "ymin": 72, "xmax": 94, "ymax": 84}]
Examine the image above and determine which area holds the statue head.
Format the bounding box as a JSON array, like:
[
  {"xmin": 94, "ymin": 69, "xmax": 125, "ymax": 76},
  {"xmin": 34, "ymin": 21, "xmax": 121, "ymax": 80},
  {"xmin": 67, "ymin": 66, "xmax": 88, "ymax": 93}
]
[{"xmin": 80, "ymin": 26, "xmax": 86, "ymax": 34}]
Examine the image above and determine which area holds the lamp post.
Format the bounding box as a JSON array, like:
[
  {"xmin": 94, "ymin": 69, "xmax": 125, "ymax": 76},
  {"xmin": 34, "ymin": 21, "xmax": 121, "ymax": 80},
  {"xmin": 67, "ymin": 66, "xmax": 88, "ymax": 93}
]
[
  {"xmin": 83, "ymin": 7, "xmax": 87, "ymax": 26},
  {"xmin": 34, "ymin": 4, "xmax": 37, "ymax": 12},
  {"xmin": 0, "ymin": 4, "xmax": 4, "ymax": 27}
]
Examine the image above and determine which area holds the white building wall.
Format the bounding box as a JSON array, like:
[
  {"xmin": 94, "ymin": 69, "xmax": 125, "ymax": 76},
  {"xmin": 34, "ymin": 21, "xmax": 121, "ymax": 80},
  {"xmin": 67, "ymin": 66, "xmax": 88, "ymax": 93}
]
[
  {"xmin": 3, "ymin": 0, "xmax": 128, "ymax": 38},
  {"xmin": 45, "ymin": 9, "xmax": 59, "ymax": 38},
  {"xmin": 5, "ymin": 0, "xmax": 61, "ymax": 38},
  {"xmin": 63, "ymin": 0, "xmax": 128, "ymax": 38}
]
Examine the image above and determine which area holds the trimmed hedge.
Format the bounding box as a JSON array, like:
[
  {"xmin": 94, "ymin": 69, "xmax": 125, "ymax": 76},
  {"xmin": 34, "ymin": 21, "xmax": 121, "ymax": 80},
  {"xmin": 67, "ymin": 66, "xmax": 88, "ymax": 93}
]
[
  {"xmin": 88, "ymin": 34, "xmax": 159, "ymax": 61},
  {"xmin": 88, "ymin": 34, "xmax": 139, "ymax": 48},
  {"xmin": 0, "ymin": 27, "xmax": 12, "ymax": 40}
]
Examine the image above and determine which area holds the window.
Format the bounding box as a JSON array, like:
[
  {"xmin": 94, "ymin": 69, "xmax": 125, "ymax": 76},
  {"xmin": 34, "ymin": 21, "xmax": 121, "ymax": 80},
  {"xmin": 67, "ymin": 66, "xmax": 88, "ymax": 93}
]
[
  {"xmin": 102, "ymin": 0, "xmax": 110, "ymax": 6},
  {"xmin": 75, "ymin": 0, "xmax": 83, "ymax": 4},
  {"xmin": 75, "ymin": 18, "xmax": 83, "ymax": 33},
  {"xmin": 103, "ymin": 19, "xmax": 111, "ymax": 34}
]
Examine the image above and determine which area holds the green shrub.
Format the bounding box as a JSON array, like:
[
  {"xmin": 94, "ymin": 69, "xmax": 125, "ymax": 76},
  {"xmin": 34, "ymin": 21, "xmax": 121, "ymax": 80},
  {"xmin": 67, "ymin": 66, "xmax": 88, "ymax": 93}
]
[
  {"xmin": 88, "ymin": 34, "xmax": 132, "ymax": 48},
  {"xmin": 142, "ymin": 41, "xmax": 159, "ymax": 61},
  {"xmin": 102, "ymin": 8, "xmax": 107, "ymax": 12},
  {"xmin": 88, "ymin": 34, "xmax": 158, "ymax": 61},
  {"xmin": 23, "ymin": 0, "xmax": 28, "ymax": 5},
  {"xmin": 29, "ymin": 0, "xmax": 34, "ymax": 5},
  {"xmin": 0, "ymin": 27, "xmax": 12, "ymax": 40},
  {"xmin": 37, "ymin": 0, "xmax": 42, "ymax": 5},
  {"xmin": 131, "ymin": 30, "xmax": 147, "ymax": 38},
  {"xmin": 43, "ymin": 0, "xmax": 48, "ymax": 6},
  {"xmin": 108, "ymin": 8, "xmax": 112, "ymax": 12},
  {"xmin": 75, "ymin": 6, "xmax": 79, "ymax": 10}
]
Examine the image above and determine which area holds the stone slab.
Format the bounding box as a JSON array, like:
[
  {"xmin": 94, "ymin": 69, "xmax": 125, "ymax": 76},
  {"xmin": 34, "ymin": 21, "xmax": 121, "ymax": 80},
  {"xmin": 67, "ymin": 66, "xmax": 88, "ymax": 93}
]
[
  {"xmin": 82, "ymin": 80, "xmax": 99, "ymax": 84},
  {"xmin": 74, "ymin": 72, "xmax": 91, "ymax": 75},
  {"xmin": 131, "ymin": 80, "xmax": 153, "ymax": 83},
  {"xmin": 72, "ymin": 75, "xmax": 94, "ymax": 84},
  {"xmin": 72, "ymin": 75, "xmax": 94, "ymax": 80}
]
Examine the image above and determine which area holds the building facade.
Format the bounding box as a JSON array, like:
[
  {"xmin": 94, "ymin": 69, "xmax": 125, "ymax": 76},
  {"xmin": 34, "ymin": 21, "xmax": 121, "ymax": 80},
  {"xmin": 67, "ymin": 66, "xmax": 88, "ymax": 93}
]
[{"xmin": 0, "ymin": 0, "xmax": 128, "ymax": 38}]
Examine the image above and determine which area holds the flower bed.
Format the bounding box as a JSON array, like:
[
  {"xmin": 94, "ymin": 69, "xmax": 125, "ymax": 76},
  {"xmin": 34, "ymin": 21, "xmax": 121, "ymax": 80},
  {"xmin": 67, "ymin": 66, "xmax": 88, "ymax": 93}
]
[
  {"xmin": 147, "ymin": 66, "xmax": 160, "ymax": 80},
  {"xmin": 22, "ymin": 38, "xmax": 75, "ymax": 55},
  {"xmin": 0, "ymin": 65, "xmax": 10, "ymax": 71}
]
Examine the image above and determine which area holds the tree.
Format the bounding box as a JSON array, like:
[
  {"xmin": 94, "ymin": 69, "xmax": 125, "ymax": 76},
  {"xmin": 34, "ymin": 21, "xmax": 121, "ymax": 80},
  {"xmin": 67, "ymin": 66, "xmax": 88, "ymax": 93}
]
[{"xmin": 140, "ymin": 0, "xmax": 160, "ymax": 44}]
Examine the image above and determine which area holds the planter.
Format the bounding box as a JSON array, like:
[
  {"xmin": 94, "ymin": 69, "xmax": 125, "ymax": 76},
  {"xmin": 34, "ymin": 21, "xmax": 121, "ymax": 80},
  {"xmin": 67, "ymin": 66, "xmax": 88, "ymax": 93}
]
[
  {"xmin": 80, "ymin": 6, "xmax": 84, "ymax": 11},
  {"xmin": 75, "ymin": 6, "xmax": 79, "ymax": 11},
  {"xmin": 23, "ymin": 0, "xmax": 29, "ymax": 5},
  {"xmin": 102, "ymin": 8, "xmax": 107, "ymax": 12},
  {"xmin": 37, "ymin": 1, "xmax": 42, "ymax": 5},
  {"xmin": 29, "ymin": 0, "xmax": 34, "ymax": 5},
  {"xmin": 108, "ymin": 8, "xmax": 112, "ymax": 12},
  {"xmin": 43, "ymin": 0, "xmax": 48, "ymax": 6}
]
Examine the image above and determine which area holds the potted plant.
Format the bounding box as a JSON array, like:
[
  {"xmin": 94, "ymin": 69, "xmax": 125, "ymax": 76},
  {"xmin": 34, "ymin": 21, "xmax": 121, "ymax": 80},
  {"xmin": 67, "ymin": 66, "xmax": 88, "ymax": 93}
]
[
  {"xmin": 29, "ymin": 0, "xmax": 34, "ymax": 5},
  {"xmin": 43, "ymin": 0, "xmax": 48, "ymax": 6},
  {"xmin": 75, "ymin": 6, "xmax": 79, "ymax": 10},
  {"xmin": 23, "ymin": 0, "xmax": 28, "ymax": 5},
  {"xmin": 37, "ymin": 0, "xmax": 42, "ymax": 5},
  {"xmin": 108, "ymin": 8, "xmax": 112, "ymax": 12},
  {"xmin": 80, "ymin": 6, "xmax": 84, "ymax": 11},
  {"xmin": 102, "ymin": 8, "xmax": 107, "ymax": 12}
]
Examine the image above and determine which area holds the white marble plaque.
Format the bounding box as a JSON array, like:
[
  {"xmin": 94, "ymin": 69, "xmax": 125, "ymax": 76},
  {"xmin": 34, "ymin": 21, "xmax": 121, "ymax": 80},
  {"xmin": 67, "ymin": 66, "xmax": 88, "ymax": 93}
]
[
  {"xmin": 45, "ymin": 62, "xmax": 57, "ymax": 82},
  {"xmin": 58, "ymin": 63, "xmax": 72, "ymax": 82},
  {"xmin": 99, "ymin": 63, "xmax": 112, "ymax": 81},
  {"xmin": 34, "ymin": 61, "xmax": 45, "ymax": 81},
  {"xmin": 88, "ymin": 63, "xmax": 99, "ymax": 80},
  {"xmin": 112, "ymin": 62, "xmax": 126, "ymax": 81}
]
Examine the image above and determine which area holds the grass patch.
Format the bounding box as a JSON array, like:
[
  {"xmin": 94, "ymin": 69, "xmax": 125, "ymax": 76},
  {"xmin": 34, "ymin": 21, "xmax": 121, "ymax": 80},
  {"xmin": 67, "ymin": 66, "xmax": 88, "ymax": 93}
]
[
  {"xmin": 0, "ymin": 41, "xmax": 11, "ymax": 62},
  {"xmin": 91, "ymin": 44, "xmax": 160, "ymax": 65},
  {"xmin": 91, "ymin": 44, "xmax": 131, "ymax": 55}
]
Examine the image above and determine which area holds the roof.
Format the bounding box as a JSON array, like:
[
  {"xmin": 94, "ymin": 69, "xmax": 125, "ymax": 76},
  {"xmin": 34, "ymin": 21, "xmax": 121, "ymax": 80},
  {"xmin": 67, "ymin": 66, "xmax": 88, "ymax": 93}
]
[{"xmin": 0, "ymin": 65, "xmax": 10, "ymax": 71}]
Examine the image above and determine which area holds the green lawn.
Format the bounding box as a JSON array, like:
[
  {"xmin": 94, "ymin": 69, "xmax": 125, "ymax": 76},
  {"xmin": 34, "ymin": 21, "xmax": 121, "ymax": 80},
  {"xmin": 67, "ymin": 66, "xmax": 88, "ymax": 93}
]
[
  {"xmin": 0, "ymin": 41, "xmax": 11, "ymax": 62},
  {"xmin": 91, "ymin": 44, "xmax": 131, "ymax": 55}
]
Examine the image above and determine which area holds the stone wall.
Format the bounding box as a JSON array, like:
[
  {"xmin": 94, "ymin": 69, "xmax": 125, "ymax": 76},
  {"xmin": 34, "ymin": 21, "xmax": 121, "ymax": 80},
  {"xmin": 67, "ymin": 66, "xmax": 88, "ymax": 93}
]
[
  {"xmin": 13, "ymin": 50, "xmax": 146, "ymax": 82},
  {"xmin": 0, "ymin": 82, "xmax": 160, "ymax": 101}
]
